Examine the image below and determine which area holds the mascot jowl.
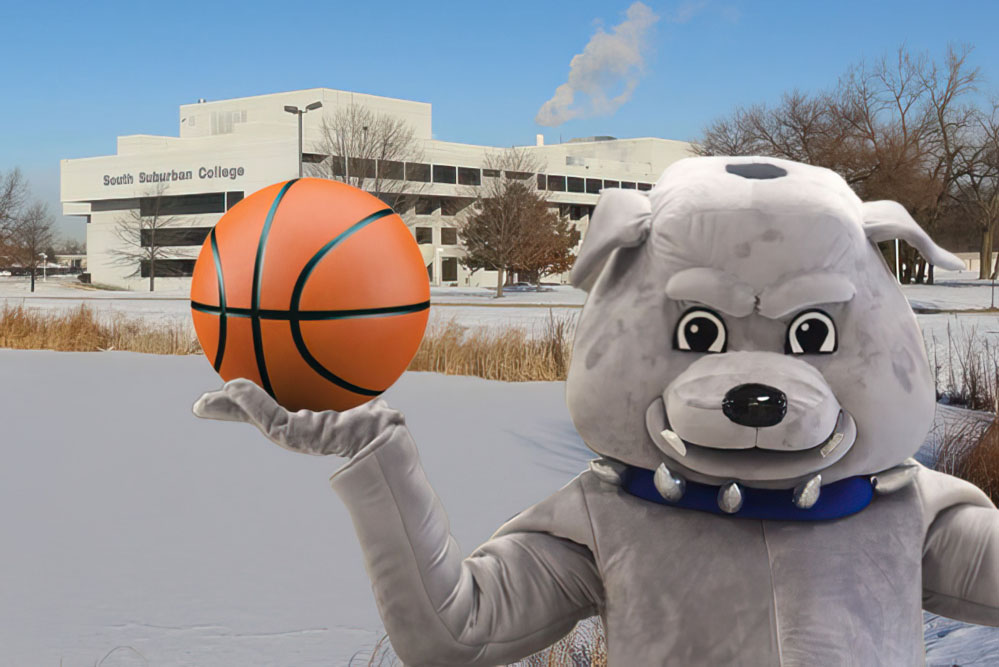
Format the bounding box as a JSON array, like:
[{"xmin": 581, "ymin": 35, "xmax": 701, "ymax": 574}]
[{"xmin": 195, "ymin": 156, "xmax": 999, "ymax": 665}]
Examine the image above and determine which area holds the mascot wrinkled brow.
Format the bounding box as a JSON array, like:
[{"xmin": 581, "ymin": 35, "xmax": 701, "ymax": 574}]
[{"xmin": 195, "ymin": 156, "xmax": 999, "ymax": 665}]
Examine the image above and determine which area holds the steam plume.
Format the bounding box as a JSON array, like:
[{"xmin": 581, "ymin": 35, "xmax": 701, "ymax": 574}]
[{"xmin": 535, "ymin": 2, "xmax": 659, "ymax": 127}]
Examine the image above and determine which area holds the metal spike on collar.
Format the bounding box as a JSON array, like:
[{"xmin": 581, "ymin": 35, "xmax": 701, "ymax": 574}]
[
  {"xmin": 717, "ymin": 481, "xmax": 744, "ymax": 514},
  {"xmin": 870, "ymin": 458, "xmax": 920, "ymax": 495},
  {"xmin": 588, "ymin": 458, "xmax": 628, "ymax": 486},
  {"xmin": 792, "ymin": 474, "xmax": 822, "ymax": 509},
  {"xmin": 653, "ymin": 463, "xmax": 687, "ymax": 501}
]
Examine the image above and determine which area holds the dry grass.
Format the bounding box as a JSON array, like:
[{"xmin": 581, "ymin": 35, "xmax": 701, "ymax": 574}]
[
  {"xmin": 352, "ymin": 618, "xmax": 607, "ymax": 667},
  {"xmin": 512, "ymin": 617, "xmax": 607, "ymax": 667},
  {"xmin": 926, "ymin": 323, "xmax": 999, "ymax": 412},
  {"xmin": 937, "ymin": 416, "xmax": 999, "ymax": 506},
  {"xmin": 408, "ymin": 311, "xmax": 574, "ymax": 382},
  {"xmin": 0, "ymin": 304, "xmax": 200, "ymax": 355}
]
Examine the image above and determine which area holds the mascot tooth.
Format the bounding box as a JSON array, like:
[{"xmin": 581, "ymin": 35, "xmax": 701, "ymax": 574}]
[
  {"xmin": 658, "ymin": 428, "xmax": 687, "ymax": 456},
  {"xmin": 197, "ymin": 156, "xmax": 999, "ymax": 665}
]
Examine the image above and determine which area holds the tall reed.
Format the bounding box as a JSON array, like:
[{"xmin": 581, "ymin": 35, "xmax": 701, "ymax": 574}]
[
  {"xmin": 408, "ymin": 311, "xmax": 575, "ymax": 382},
  {"xmin": 0, "ymin": 304, "xmax": 199, "ymax": 355}
]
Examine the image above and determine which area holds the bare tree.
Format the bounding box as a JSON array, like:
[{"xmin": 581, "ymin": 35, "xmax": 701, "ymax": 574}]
[
  {"xmin": 308, "ymin": 104, "xmax": 425, "ymax": 214},
  {"xmin": 697, "ymin": 44, "xmax": 982, "ymax": 284},
  {"xmin": 0, "ymin": 168, "xmax": 30, "ymax": 248},
  {"xmin": 111, "ymin": 184, "xmax": 181, "ymax": 291},
  {"xmin": 459, "ymin": 149, "xmax": 576, "ymax": 297},
  {"xmin": 13, "ymin": 202, "xmax": 55, "ymax": 292},
  {"xmin": 953, "ymin": 101, "xmax": 999, "ymax": 278},
  {"xmin": 55, "ymin": 237, "xmax": 86, "ymax": 255}
]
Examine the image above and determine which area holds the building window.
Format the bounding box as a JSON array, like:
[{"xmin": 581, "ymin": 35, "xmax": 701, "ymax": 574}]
[
  {"xmin": 416, "ymin": 197, "xmax": 437, "ymax": 215},
  {"xmin": 585, "ymin": 178, "xmax": 602, "ymax": 194},
  {"xmin": 547, "ymin": 175, "xmax": 566, "ymax": 192},
  {"xmin": 415, "ymin": 227, "xmax": 433, "ymax": 244},
  {"xmin": 140, "ymin": 259, "xmax": 196, "ymax": 277},
  {"xmin": 567, "ymin": 176, "xmax": 584, "ymax": 193},
  {"xmin": 457, "ymin": 167, "xmax": 481, "ymax": 186},
  {"xmin": 638, "ymin": 182, "xmax": 653, "ymax": 191},
  {"xmin": 440, "ymin": 227, "xmax": 458, "ymax": 245},
  {"xmin": 406, "ymin": 162, "xmax": 431, "ymax": 182},
  {"xmin": 348, "ymin": 157, "xmax": 377, "ymax": 178},
  {"xmin": 569, "ymin": 205, "xmax": 587, "ymax": 221},
  {"xmin": 301, "ymin": 153, "xmax": 325, "ymax": 164},
  {"xmin": 483, "ymin": 168, "xmax": 500, "ymax": 178},
  {"xmin": 140, "ymin": 227, "xmax": 211, "ymax": 247},
  {"xmin": 505, "ymin": 170, "xmax": 532, "ymax": 180},
  {"xmin": 225, "ymin": 191, "xmax": 244, "ymax": 209},
  {"xmin": 442, "ymin": 257, "xmax": 458, "ymax": 282},
  {"xmin": 433, "ymin": 165, "xmax": 457, "ymax": 184},
  {"xmin": 621, "ymin": 181, "xmax": 637, "ymax": 189},
  {"xmin": 140, "ymin": 193, "xmax": 225, "ymax": 216},
  {"xmin": 378, "ymin": 160, "xmax": 405, "ymax": 180},
  {"xmin": 603, "ymin": 180, "xmax": 619, "ymax": 189},
  {"xmin": 440, "ymin": 198, "xmax": 461, "ymax": 216},
  {"xmin": 537, "ymin": 174, "xmax": 547, "ymax": 190}
]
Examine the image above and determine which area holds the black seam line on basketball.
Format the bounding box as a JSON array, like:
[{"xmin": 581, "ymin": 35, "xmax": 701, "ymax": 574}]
[
  {"xmin": 209, "ymin": 229, "xmax": 227, "ymax": 372},
  {"xmin": 287, "ymin": 207, "xmax": 396, "ymax": 397},
  {"xmin": 251, "ymin": 179, "xmax": 298, "ymax": 397},
  {"xmin": 190, "ymin": 300, "xmax": 430, "ymax": 321}
]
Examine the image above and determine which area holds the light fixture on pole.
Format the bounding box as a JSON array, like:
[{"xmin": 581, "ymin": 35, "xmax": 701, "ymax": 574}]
[
  {"xmin": 39, "ymin": 252, "xmax": 47, "ymax": 282},
  {"xmin": 283, "ymin": 101, "xmax": 323, "ymax": 178}
]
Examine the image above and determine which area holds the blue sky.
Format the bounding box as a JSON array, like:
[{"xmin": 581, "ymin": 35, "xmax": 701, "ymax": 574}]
[{"xmin": 4, "ymin": 0, "xmax": 999, "ymax": 241}]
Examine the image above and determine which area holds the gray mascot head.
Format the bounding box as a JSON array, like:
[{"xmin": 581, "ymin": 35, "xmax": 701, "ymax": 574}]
[{"xmin": 567, "ymin": 156, "xmax": 963, "ymax": 501}]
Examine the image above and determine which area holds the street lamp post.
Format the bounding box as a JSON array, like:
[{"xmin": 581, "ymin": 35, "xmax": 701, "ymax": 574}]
[
  {"xmin": 283, "ymin": 101, "xmax": 323, "ymax": 177},
  {"xmin": 39, "ymin": 252, "xmax": 47, "ymax": 282}
]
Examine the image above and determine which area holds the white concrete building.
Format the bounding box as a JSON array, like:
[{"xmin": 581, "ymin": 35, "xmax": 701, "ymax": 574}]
[{"xmin": 61, "ymin": 88, "xmax": 693, "ymax": 290}]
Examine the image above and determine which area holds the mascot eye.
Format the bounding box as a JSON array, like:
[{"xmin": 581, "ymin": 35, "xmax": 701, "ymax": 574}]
[
  {"xmin": 674, "ymin": 308, "xmax": 727, "ymax": 353},
  {"xmin": 786, "ymin": 310, "xmax": 837, "ymax": 354}
]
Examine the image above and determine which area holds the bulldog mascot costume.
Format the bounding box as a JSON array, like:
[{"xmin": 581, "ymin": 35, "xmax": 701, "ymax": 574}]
[{"xmin": 195, "ymin": 157, "xmax": 999, "ymax": 665}]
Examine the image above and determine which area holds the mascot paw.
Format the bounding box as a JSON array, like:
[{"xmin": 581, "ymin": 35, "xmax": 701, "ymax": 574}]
[{"xmin": 193, "ymin": 378, "xmax": 403, "ymax": 457}]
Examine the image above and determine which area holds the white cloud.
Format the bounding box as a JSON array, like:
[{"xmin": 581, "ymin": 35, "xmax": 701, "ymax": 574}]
[{"xmin": 535, "ymin": 2, "xmax": 660, "ymax": 127}]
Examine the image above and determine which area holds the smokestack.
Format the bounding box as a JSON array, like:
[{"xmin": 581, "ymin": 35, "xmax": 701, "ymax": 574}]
[{"xmin": 536, "ymin": 134, "xmax": 544, "ymax": 146}]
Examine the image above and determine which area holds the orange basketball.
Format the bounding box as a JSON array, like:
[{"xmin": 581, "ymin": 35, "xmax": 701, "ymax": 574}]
[{"xmin": 190, "ymin": 178, "xmax": 430, "ymax": 412}]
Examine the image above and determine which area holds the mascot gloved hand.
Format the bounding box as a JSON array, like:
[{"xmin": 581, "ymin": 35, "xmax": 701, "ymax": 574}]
[{"xmin": 194, "ymin": 378, "xmax": 401, "ymax": 458}]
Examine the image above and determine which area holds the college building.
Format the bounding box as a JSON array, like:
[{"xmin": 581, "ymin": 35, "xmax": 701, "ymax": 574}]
[{"xmin": 60, "ymin": 88, "xmax": 693, "ymax": 290}]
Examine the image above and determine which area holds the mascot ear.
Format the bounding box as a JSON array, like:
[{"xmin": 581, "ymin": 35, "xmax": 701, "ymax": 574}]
[
  {"xmin": 861, "ymin": 200, "xmax": 964, "ymax": 271},
  {"xmin": 571, "ymin": 189, "xmax": 652, "ymax": 291}
]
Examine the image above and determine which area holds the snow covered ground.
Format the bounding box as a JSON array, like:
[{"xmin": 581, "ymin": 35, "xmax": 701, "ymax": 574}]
[{"xmin": 1, "ymin": 351, "xmax": 996, "ymax": 666}]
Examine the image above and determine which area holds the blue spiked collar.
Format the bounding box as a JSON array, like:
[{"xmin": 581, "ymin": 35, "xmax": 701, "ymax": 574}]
[{"xmin": 621, "ymin": 466, "xmax": 875, "ymax": 521}]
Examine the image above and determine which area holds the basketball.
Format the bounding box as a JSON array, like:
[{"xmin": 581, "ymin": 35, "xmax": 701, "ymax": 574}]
[{"xmin": 190, "ymin": 178, "xmax": 430, "ymax": 412}]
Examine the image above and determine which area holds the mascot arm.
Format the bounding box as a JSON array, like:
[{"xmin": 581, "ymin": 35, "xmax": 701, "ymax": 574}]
[
  {"xmin": 331, "ymin": 425, "xmax": 604, "ymax": 666},
  {"xmin": 918, "ymin": 467, "xmax": 999, "ymax": 626},
  {"xmin": 923, "ymin": 504, "xmax": 999, "ymax": 626}
]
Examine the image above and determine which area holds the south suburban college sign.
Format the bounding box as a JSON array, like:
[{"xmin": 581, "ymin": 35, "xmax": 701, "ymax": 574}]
[{"xmin": 103, "ymin": 165, "xmax": 246, "ymax": 186}]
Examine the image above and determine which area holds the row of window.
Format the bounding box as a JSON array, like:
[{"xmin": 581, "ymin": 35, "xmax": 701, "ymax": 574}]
[
  {"xmin": 316, "ymin": 156, "xmax": 654, "ymax": 192},
  {"xmin": 538, "ymin": 175, "xmax": 653, "ymax": 193},
  {"xmin": 325, "ymin": 158, "xmax": 484, "ymax": 186},
  {"xmin": 415, "ymin": 227, "xmax": 458, "ymax": 245},
  {"xmin": 141, "ymin": 254, "xmax": 463, "ymax": 280},
  {"xmin": 414, "ymin": 197, "xmax": 464, "ymax": 216},
  {"xmin": 138, "ymin": 191, "xmax": 244, "ymax": 217},
  {"xmin": 137, "ymin": 223, "xmax": 461, "ymax": 251}
]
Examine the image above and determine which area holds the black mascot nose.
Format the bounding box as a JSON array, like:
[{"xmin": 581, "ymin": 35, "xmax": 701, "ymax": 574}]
[{"xmin": 722, "ymin": 383, "xmax": 787, "ymax": 427}]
